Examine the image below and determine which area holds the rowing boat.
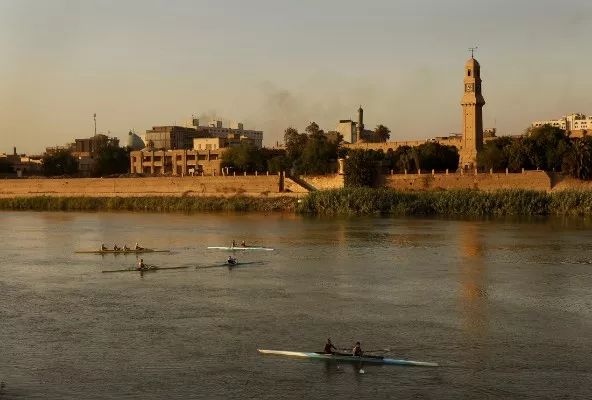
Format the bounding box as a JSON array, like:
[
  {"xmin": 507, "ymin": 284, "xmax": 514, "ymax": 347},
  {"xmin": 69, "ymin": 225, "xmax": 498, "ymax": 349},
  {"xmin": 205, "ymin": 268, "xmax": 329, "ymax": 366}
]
[
  {"xmin": 207, "ymin": 246, "xmax": 274, "ymax": 251},
  {"xmin": 196, "ymin": 261, "xmax": 262, "ymax": 269},
  {"xmin": 257, "ymin": 349, "xmax": 439, "ymax": 367},
  {"xmin": 76, "ymin": 249, "xmax": 170, "ymax": 254},
  {"xmin": 101, "ymin": 266, "xmax": 189, "ymax": 273}
]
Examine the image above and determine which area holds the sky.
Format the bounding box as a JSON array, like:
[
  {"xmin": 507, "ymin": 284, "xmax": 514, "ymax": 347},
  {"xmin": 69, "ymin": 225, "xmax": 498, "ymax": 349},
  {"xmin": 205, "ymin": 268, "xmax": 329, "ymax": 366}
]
[{"xmin": 1, "ymin": 0, "xmax": 591, "ymax": 153}]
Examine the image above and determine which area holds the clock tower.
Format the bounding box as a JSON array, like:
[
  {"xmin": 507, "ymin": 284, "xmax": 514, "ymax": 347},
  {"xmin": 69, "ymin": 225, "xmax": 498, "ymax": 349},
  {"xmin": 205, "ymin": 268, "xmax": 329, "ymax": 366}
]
[{"xmin": 460, "ymin": 56, "xmax": 485, "ymax": 169}]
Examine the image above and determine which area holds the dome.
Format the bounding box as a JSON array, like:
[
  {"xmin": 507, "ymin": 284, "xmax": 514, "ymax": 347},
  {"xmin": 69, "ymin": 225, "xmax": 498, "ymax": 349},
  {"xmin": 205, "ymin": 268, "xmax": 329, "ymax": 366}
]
[{"xmin": 127, "ymin": 131, "xmax": 145, "ymax": 150}]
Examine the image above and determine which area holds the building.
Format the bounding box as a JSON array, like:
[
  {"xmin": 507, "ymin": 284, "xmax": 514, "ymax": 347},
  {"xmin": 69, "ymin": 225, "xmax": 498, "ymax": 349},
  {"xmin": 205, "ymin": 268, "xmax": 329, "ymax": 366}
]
[
  {"xmin": 532, "ymin": 113, "xmax": 592, "ymax": 134},
  {"xmin": 144, "ymin": 119, "xmax": 264, "ymax": 151},
  {"xmin": 335, "ymin": 106, "xmax": 376, "ymax": 143},
  {"xmin": 459, "ymin": 56, "xmax": 485, "ymax": 169},
  {"xmin": 71, "ymin": 134, "xmax": 120, "ymax": 176},
  {"xmin": 129, "ymin": 148, "xmax": 225, "ymax": 176},
  {"xmin": 126, "ymin": 131, "xmax": 145, "ymax": 150},
  {"xmin": 144, "ymin": 126, "xmax": 205, "ymax": 150},
  {"xmin": 0, "ymin": 147, "xmax": 43, "ymax": 177}
]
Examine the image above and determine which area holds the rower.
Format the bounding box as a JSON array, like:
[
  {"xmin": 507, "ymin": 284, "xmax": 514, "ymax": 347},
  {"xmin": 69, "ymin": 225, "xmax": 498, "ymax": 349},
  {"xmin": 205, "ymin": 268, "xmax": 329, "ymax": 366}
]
[
  {"xmin": 101, "ymin": 244, "xmax": 107, "ymax": 251},
  {"xmin": 227, "ymin": 256, "xmax": 237, "ymax": 265},
  {"xmin": 137, "ymin": 258, "xmax": 145, "ymax": 270},
  {"xmin": 352, "ymin": 342, "xmax": 363, "ymax": 357},
  {"xmin": 324, "ymin": 338, "xmax": 337, "ymax": 354},
  {"xmin": 135, "ymin": 242, "xmax": 143, "ymax": 250},
  {"xmin": 123, "ymin": 244, "xmax": 130, "ymax": 251},
  {"xmin": 113, "ymin": 244, "xmax": 121, "ymax": 251},
  {"xmin": 232, "ymin": 240, "xmax": 236, "ymax": 248},
  {"xmin": 241, "ymin": 240, "xmax": 246, "ymax": 247}
]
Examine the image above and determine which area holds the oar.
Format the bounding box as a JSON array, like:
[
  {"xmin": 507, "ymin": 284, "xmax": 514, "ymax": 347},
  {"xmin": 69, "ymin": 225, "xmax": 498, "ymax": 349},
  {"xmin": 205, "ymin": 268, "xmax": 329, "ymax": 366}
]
[{"xmin": 364, "ymin": 348, "xmax": 391, "ymax": 353}]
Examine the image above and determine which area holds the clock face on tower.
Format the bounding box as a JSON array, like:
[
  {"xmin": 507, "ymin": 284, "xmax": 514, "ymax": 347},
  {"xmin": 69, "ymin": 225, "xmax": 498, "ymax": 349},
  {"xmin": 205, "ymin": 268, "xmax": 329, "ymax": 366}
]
[{"xmin": 465, "ymin": 83, "xmax": 475, "ymax": 92}]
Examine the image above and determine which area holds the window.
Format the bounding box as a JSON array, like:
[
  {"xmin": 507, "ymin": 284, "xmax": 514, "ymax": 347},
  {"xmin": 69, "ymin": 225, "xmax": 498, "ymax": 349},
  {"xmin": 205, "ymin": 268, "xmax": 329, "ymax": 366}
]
[{"xmin": 468, "ymin": 69, "xmax": 471, "ymax": 77}]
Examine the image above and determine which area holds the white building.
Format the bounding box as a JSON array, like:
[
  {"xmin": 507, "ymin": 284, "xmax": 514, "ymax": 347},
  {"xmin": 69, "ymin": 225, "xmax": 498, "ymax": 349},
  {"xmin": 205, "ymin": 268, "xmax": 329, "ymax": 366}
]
[
  {"xmin": 532, "ymin": 113, "xmax": 592, "ymax": 131},
  {"xmin": 190, "ymin": 118, "xmax": 263, "ymax": 148}
]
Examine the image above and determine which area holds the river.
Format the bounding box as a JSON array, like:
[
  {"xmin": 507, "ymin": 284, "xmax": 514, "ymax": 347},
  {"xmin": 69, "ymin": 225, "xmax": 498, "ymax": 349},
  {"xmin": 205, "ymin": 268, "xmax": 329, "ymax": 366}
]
[{"xmin": 0, "ymin": 211, "xmax": 591, "ymax": 399}]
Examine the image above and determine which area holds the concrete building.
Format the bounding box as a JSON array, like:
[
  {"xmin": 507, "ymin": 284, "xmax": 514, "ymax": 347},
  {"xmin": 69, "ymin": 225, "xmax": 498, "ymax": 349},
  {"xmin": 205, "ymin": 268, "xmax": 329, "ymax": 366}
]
[
  {"xmin": 144, "ymin": 126, "xmax": 206, "ymax": 150},
  {"xmin": 532, "ymin": 113, "xmax": 592, "ymax": 133},
  {"xmin": 335, "ymin": 106, "xmax": 375, "ymax": 143},
  {"xmin": 459, "ymin": 56, "xmax": 485, "ymax": 169},
  {"xmin": 130, "ymin": 148, "xmax": 225, "ymax": 176},
  {"xmin": 1, "ymin": 147, "xmax": 43, "ymax": 177},
  {"xmin": 144, "ymin": 119, "xmax": 264, "ymax": 150}
]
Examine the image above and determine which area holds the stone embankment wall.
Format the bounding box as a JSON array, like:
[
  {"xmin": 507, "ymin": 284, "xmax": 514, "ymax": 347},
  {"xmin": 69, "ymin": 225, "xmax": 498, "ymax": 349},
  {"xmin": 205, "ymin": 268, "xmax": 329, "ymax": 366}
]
[
  {"xmin": 3, "ymin": 171, "xmax": 592, "ymax": 198},
  {"xmin": 297, "ymin": 175, "xmax": 344, "ymax": 191},
  {"xmin": 383, "ymin": 170, "xmax": 552, "ymax": 191},
  {"xmin": 0, "ymin": 176, "xmax": 286, "ymax": 198}
]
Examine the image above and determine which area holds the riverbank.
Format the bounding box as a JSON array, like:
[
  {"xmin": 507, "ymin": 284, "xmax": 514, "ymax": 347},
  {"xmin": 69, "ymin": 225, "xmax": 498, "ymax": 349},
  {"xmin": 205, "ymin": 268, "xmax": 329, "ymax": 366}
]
[
  {"xmin": 298, "ymin": 188, "xmax": 592, "ymax": 216},
  {"xmin": 2, "ymin": 189, "xmax": 592, "ymax": 216},
  {"xmin": 0, "ymin": 196, "xmax": 297, "ymax": 213}
]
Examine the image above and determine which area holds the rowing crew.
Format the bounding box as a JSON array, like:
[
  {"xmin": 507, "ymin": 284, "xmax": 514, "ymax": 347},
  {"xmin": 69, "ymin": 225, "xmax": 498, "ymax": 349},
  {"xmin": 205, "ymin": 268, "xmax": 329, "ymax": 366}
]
[
  {"xmin": 100, "ymin": 243, "xmax": 144, "ymax": 251},
  {"xmin": 231, "ymin": 240, "xmax": 248, "ymax": 248},
  {"xmin": 136, "ymin": 258, "xmax": 148, "ymax": 270},
  {"xmin": 324, "ymin": 338, "xmax": 364, "ymax": 357}
]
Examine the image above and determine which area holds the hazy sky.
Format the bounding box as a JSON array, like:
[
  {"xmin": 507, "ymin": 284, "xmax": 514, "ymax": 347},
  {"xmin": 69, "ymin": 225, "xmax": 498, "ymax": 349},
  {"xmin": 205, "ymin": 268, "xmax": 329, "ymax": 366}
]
[{"xmin": 1, "ymin": 0, "xmax": 591, "ymax": 153}]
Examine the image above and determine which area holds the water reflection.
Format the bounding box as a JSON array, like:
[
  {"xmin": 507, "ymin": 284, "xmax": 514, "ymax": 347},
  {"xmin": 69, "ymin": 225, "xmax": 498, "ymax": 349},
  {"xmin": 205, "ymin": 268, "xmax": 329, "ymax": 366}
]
[{"xmin": 458, "ymin": 222, "xmax": 487, "ymax": 337}]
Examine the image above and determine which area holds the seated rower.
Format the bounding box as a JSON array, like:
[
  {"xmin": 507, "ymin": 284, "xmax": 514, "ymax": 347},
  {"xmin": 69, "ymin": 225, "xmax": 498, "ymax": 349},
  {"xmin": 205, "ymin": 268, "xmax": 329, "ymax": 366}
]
[
  {"xmin": 232, "ymin": 240, "xmax": 236, "ymax": 248},
  {"xmin": 101, "ymin": 244, "xmax": 107, "ymax": 251},
  {"xmin": 123, "ymin": 244, "xmax": 130, "ymax": 251},
  {"xmin": 241, "ymin": 240, "xmax": 247, "ymax": 247},
  {"xmin": 137, "ymin": 258, "xmax": 145, "ymax": 270},
  {"xmin": 135, "ymin": 242, "xmax": 143, "ymax": 250},
  {"xmin": 324, "ymin": 338, "xmax": 337, "ymax": 354},
  {"xmin": 352, "ymin": 342, "xmax": 363, "ymax": 357},
  {"xmin": 113, "ymin": 244, "xmax": 121, "ymax": 251},
  {"xmin": 227, "ymin": 256, "xmax": 237, "ymax": 265}
]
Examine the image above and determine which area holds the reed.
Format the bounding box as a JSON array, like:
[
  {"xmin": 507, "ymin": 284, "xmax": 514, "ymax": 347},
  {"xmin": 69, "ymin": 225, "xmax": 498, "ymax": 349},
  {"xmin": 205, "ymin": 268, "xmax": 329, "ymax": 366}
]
[
  {"xmin": 297, "ymin": 188, "xmax": 592, "ymax": 216},
  {"xmin": 0, "ymin": 196, "xmax": 297, "ymax": 213},
  {"xmin": 4, "ymin": 189, "xmax": 592, "ymax": 216}
]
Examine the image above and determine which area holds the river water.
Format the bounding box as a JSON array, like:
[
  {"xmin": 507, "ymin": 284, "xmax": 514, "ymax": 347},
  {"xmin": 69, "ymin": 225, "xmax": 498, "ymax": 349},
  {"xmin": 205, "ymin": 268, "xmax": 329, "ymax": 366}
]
[{"xmin": 0, "ymin": 211, "xmax": 591, "ymax": 399}]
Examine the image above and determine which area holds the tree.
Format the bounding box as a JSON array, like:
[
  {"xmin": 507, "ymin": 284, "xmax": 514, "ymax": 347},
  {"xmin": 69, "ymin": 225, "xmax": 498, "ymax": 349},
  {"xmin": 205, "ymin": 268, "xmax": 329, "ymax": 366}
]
[
  {"xmin": 477, "ymin": 136, "xmax": 515, "ymax": 171},
  {"xmin": 562, "ymin": 137, "xmax": 592, "ymax": 180},
  {"xmin": 344, "ymin": 150, "xmax": 380, "ymax": 187},
  {"xmin": 305, "ymin": 121, "xmax": 321, "ymax": 136},
  {"xmin": 0, "ymin": 158, "xmax": 12, "ymax": 173},
  {"xmin": 91, "ymin": 145, "xmax": 130, "ymax": 176},
  {"xmin": 523, "ymin": 125, "xmax": 571, "ymax": 171},
  {"xmin": 42, "ymin": 149, "xmax": 78, "ymax": 176},
  {"xmin": 296, "ymin": 131, "xmax": 338, "ymax": 175},
  {"xmin": 284, "ymin": 127, "xmax": 307, "ymax": 161},
  {"xmin": 415, "ymin": 142, "xmax": 459, "ymax": 171},
  {"xmin": 221, "ymin": 144, "xmax": 265, "ymax": 172},
  {"xmin": 374, "ymin": 124, "xmax": 391, "ymax": 142}
]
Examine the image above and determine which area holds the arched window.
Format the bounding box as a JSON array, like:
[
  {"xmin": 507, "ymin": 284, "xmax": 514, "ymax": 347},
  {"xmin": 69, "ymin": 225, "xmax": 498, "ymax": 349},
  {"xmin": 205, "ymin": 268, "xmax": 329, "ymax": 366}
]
[{"xmin": 467, "ymin": 69, "xmax": 471, "ymax": 77}]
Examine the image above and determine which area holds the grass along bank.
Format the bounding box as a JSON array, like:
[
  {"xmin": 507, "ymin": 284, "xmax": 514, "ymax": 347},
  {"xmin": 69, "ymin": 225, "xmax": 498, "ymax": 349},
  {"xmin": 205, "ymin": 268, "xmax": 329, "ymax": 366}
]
[
  {"xmin": 3, "ymin": 189, "xmax": 592, "ymax": 216},
  {"xmin": 296, "ymin": 188, "xmax": 592, "ymax": 216},
  {"xmin": 0, "ymin": 196, "xmax": 297, "ymax": 213}
]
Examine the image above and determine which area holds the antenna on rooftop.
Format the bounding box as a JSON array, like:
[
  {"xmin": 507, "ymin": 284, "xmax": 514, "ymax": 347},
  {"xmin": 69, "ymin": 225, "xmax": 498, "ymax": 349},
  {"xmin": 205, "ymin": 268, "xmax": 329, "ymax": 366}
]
[{"xmin": 469, "ymin": 46, "xmax": 478, "ymax": 58}]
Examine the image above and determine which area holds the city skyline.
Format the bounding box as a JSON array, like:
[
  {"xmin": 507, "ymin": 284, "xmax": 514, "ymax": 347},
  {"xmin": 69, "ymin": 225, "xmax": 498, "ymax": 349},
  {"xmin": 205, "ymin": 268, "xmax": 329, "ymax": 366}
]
[{"xmin": 1, "ymin": 0, "xmax": 591, "ymax": 153}]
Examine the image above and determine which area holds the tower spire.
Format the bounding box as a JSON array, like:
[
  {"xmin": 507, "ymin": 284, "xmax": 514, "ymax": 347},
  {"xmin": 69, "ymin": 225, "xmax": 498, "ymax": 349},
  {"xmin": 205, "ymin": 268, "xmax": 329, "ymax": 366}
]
[{"xmin": 469, "ymin": 46, "xmax": 478, "ymax": 59}]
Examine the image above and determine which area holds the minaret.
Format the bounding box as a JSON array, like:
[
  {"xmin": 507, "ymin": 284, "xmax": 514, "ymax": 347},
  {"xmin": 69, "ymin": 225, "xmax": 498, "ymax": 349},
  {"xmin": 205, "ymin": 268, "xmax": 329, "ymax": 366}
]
[
  {"xmin": 356, "ymin": 106, "xmax": 364, "ymax": 143},
  {"xmin": 460, "ymin": 54, "xmax": 485, "ymax": 169}
]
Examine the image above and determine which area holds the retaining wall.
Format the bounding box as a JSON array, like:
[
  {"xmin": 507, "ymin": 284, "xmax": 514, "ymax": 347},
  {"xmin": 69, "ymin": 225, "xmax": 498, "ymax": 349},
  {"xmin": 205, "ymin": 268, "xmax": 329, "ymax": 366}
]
[
  {"xmin": 383, "ymin": 171, "xmax": 552, "ymax": 191},
  {"xmin": 0, "ymin": 176, "xmax": 284, "ymax": 198}
]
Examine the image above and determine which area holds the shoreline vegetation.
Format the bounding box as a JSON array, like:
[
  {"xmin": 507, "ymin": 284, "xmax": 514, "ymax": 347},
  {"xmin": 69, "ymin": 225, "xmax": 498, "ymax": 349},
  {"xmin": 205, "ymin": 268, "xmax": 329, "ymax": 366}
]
[{"xmin": 2, "ymin": 188, "xmax": 592, "ymax": 216}]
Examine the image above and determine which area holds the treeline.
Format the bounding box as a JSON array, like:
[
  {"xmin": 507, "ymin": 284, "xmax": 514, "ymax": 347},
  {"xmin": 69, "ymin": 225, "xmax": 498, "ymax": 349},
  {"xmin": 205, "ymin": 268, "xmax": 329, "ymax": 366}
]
[
  {"xmin": 42, "ymin": 145, "xmax": 130, "ymax": 177},
  {"xmin": 478, "ymin": 125, "xmax": 592, "ymax": 179},
  {"xmin": 222, "ymin": 122, "xmax": 340, "ymax": 175},
  {"xmin": 344, "ymin": 143, "xmax": 459, "ymax": 187}
]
